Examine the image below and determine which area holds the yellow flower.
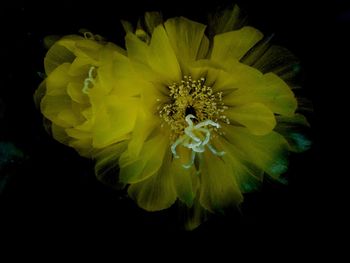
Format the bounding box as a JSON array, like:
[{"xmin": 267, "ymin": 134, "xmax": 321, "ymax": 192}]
[
  {"xmin": 35, "ymin": 33, "xmax": 141, "ymax": 157},
  {"xmin": 35, "ymin": 6, "xmax": 311, "ymax": 229},
  {"xmin": 95, "ymin": 8, "xmax": 310, "ymax": 229}
]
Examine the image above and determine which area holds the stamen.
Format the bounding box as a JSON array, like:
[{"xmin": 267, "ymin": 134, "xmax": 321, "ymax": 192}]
[{"xmin": 171, "ymin": 114, "xmax": 226, "ymax": 169}]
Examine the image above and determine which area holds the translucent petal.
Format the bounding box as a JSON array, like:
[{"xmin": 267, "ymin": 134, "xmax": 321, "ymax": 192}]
[
  {"xmin": 34, "ymin": 80, "xmax": 47, "ymax": 109},
  {"xmin": 199, "ymin": 150, "xmax": 243, "ymax": 213},
  {"xmin": 98, "ymin": 50, "xmax": 140, "ymax": 97},
  {"xmin": 223, "ymin": 125, "xmax": 289, "ymax": 179},
  {"xmin": 94, "ymin": 141, "xmax": 128, "ymax": 189},
  {"xmin": 164, "ymin": 17, "xmax": 208, "ymax": 69},
  {"xmin": 208, "ymin": 4, "xmax": 245, "ymax": 36},
  {"xmin": 144, "ymin": 12, "xmax": 163, "ymax": 34},
  {"xmin": 119, "ymin": 133, "xmax": 168, "ymax": 184},
  {"xmin": 170, "ymin": 146, "xmax": 196, "ymax": 206},
  {"xmin": 211, "ymin": 26, "xmax": 263, "ymax": 63},
  {"xmin": 125, "ymin": 33, "xmax": 160, "ymax": 82},
  {"xmin": 44, "ymin": 42, "xmax": 75, "ymax": 75},
  {"xmin": 224, "ymin": 72, "xmax": 297, "ymax": 117},
  {"xmin": 51, "ymin": 123, "xmax": 70, "ymax": 145},
  {"xmin": 225, "ymin": 102, "xmax": 276, "ymax": 135},
  {"xmin": 41, "ymin": 94, "xmax": 72, "ymax": 127},
  {"xmin": 216, "ymin": 137, "xmax": 264, "ymax": 193},
  {"xmin": 147, "ymin": 25, "xmax": 182, "ymax": 84},
  {"xmin": 275, "ymin": 114, "xmax": 311, "ymax": 152},
  {"xmin": 127, "ymin": 151, "xmax": 177, "ymax": 211}
]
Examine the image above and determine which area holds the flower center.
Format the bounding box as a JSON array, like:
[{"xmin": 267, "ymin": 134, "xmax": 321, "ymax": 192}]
[
  {"xmin": 82, "ymin": 66, "xmax": 97, "ymax": 94},
  {"xmin": 159, "ymin": 75, "xmax": 229, "ymax": 139},
  {"xmin": 158, "ymin": 75, "xmax": 228, "ymax": 168}
]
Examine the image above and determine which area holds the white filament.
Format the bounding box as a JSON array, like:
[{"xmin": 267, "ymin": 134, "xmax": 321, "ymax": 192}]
[
  {"xmin": 82, "ymin": 66, "xmax": 96, "ymax": 94},
  {"xmin": 171, "ymin": 114, "xmax": 225, "ymax": 169}
]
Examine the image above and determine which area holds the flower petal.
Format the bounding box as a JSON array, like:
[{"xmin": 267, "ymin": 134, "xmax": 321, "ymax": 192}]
[
  {"xmin": 147, "ymin": 25, "xmax": 182, "ymax": 83},
  {"xmin": 224, "ymin": 71, "xmax": 297, "ymax": 117},
  {"xmin": 45, "ymin": 63, "xmax": 71, "ymax": 96},
  {"xmin": 44, "ymin": 42, "xmax": 76, "ymax": 75},
  {"xmin": 211, "ymin": 26, "xmax": 263, "ymax": 63},
  {"xmin": 223, "ymin": 125, "xmax": 289, "ymax": 179},
  {"xmin": 127, "ymin": 151, "xmax": 177, "ymax": 211},
  {"xmin": 119, "ymin": 133, "xmax": 168, "ymax": 184},
  {"xmin": 170, "ymin": 146, "xmax": 197, "ymax": 206},
  {"xmin": 225, "ymin": 102, "xmax": 276, "ymax": 135},
  {"xmin": 164, "ymin": 17, "xmax": 208, "ymax": 67},
  {"xmin": 90, "ymin": 94, "xmax": 138, "ymax": 148},
  {"xmin": 199, "ymin": 150, "xmax": 243, "ymax": 213}
]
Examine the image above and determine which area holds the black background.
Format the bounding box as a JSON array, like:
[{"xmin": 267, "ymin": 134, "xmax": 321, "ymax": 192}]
[{"xmin": 0, "ymin": 0, "xmax": 347, "ymax": 253}]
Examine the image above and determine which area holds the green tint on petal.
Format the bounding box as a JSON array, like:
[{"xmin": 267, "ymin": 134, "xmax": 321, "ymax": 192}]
[
  {"xmin": 275, "ymin": 114, "xmax": 311, "ymax": 152},
  {"xmin": 208, "ymin": 4, "xmax": 244, "ymax": 36},
  {"xmin": 127, "ymin": 152, "xmax": 177, "ymax": 211},
  {"xmin": 252, "ymin": 45, "xmax": 299, "ymax": 81},
  {"xmin": 199, "ymin": 150, "xmax": 243, "ymax": 213},
  {"xmin": 144, "ymin": 12, "xmax": 163, "ymax": 34},
  {"xmin": 164, "ymin": 17, "xmax": 208, "ymax": 68},
  {"xmin": 215, "ymin": 137, "xmax": 263, "ymax": 193},
  {"xmin": 44, "ymin": 42, "xmax": 75, "ymax": 75},
  {"xmin": 223, "ymin": 126, "xmax": 289, "ymax": 179},
  {"xmin": 51, "ymin": 123, "xmax": 70, "ymax": 145},
  {"xmin": 211, "ymin": 26, "xmax": 263, "ymax": 64},
  {"xmin": 225, "ymin": 102, "xmax": 276, "ymax": 135},
  {"xmin": 119, "ymin": 133, "xmax": 168, "ymax": 184}
]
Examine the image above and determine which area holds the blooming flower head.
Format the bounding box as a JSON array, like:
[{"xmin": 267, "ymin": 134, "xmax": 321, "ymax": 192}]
[
  {"xmin": 35, "ymin": 6, "xmax": 310, "ymax": 229},
  {"xmin": 35, "ymin": 33, "xmax": 141, "ymax": 157}
]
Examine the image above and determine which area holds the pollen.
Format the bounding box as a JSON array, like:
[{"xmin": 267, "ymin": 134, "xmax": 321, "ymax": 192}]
[{"xmin": 159, "ymin": 75, "xmax": 229, "ymax": 140}]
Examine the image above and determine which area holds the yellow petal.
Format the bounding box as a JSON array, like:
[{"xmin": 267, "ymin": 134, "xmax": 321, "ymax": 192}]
[
  {"xmin": 67, "ymin": 82, "xmax": 89, "ymax": 104},
  {"xmin": 164, "ymin": 17, "xmax": 208, "ymax": 69},
  {"xmin": 125, "ymin": 33, "xmax": 160, "ymax": 82},
  {"xmin": 91, "ymin": 94, "xmax": 138, "ymax": 148},
  {"xmin": 199, "ymin": 150, "xmax": 243, "ymax": 213},
  {"xmin": 211, "ymin": 26, "xmax": 263, "ymax": 63},
  {"xmin": 45, "ymin": 63, "xmax": 71, "ymax": 96},
  {"xmin": 44, "ymin": 42, "xmax": 75, "ymax": 75},
  {"xmin": 41, "ymin": 94, "xmax": 72, "ymax": 127},
  {"xmin": 170, "ymin": 146, "xmax": 197, "ymax": 206},
  {"xmin": 224, "ymin": 71, "xmax": 297, "ymax": 117},
  {"xmin": 223, "ymin": 125, "xmax": 289, "ymax": 179},
  {"xmin": 127, "ymin": 151, "xmax": 177, "ymax": 211},
  {"xmin": 215, "ymin": 137, "xmax": 264, "ymax": 193},
  {"xmin": 119, "ymin": 133, "xmax": 168, "ymax": 184},
  {"xmin": 225, "ymin": 103, "xmax": 276, "ymax": 135},
  {"xmin": 126, "ymin": 108, "xmax": 159, "ymax": 158},
  {"xmin": 147, "ymin": 25, "xmax": 182, "ymax": 84}
]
